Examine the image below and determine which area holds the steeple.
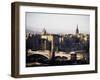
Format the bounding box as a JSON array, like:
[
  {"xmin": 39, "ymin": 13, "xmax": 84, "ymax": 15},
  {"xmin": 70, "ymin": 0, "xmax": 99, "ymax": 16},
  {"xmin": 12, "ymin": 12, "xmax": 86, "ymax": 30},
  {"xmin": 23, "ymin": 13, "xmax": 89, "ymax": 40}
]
[
  {"xmin": 76, "ymin": 24, "xmax": 79, "ymax": 34},
  {"xmin": 42, "ymin": 28, "xmax": 46, "ymax": 35}
]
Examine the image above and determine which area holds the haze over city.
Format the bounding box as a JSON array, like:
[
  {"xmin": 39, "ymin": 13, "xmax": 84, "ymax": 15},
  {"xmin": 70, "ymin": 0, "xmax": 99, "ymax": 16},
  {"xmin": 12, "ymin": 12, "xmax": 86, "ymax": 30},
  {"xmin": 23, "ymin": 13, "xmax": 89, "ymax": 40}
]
[{"xmin": 26, "ymin": 12, "xmax": 90, "ymax": 34}]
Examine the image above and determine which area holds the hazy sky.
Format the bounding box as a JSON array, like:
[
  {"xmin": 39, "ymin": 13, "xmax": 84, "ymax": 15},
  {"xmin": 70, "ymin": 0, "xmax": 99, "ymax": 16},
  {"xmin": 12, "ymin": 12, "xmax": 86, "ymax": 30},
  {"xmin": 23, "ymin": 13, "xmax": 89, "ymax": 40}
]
[{"xmin": 26, "ymin": 12, "xmax": 90, "ymax": 34}]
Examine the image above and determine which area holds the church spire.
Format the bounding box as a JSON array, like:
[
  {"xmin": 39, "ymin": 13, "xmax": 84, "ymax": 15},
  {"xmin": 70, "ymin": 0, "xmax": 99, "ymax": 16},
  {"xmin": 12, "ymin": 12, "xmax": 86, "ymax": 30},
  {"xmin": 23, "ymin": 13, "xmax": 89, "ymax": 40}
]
[
  {"xmin": 76, "ymin": 24, "xmax": 79, "ymax": 34},
  {"xmin": 42, "ymin": 28, "xmax": 46, "ymax": 35}
]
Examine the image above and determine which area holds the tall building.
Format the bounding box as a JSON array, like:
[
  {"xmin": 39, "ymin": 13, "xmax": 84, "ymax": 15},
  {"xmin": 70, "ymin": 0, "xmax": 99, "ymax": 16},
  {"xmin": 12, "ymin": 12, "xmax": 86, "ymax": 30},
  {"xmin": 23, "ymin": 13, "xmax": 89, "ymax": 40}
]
[
  {"xmin": 42, "ymin": 28, "xmax": 47, "ymax": 35},
  {"xmin": 76, "ymin": 24, "xmax": 79, "ymax": 34},
  {"xmin": 41, "ymin": 28, "xmax": 52, "ymax": 51}
]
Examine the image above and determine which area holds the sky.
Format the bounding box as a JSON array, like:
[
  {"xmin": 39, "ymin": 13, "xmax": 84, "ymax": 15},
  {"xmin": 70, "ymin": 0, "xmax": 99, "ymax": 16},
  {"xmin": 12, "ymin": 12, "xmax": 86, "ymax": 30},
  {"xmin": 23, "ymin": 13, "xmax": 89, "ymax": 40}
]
[{"xmin": 26, "ymin": 12, "xmax": 90, "ymax": 34}]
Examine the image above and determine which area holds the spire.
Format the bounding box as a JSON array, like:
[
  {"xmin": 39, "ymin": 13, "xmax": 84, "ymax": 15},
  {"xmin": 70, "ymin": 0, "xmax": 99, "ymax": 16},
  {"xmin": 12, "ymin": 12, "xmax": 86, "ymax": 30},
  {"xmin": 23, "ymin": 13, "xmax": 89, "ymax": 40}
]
[
  {"xmin": 76, "ymin": 24, "xmax": 79, "ymax": 34},
  {"xmin": 42, "ymin": 28, "xmax": 46, "ymax": 35}
]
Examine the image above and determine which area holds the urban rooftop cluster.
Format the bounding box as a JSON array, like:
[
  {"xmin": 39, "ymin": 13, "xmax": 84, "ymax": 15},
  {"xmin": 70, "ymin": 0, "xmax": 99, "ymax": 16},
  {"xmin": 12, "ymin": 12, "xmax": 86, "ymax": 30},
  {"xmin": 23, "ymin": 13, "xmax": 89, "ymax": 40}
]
[{"xmin": 26, "ymin": 25, "xmax": 90, "ymax": 66}]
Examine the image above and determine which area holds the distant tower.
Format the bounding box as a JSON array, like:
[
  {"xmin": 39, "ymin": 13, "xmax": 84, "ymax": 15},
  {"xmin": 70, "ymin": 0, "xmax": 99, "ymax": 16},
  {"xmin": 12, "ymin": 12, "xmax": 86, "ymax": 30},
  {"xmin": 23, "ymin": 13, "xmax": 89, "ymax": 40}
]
[
  {"xmin": 76, "ymin": 24, "xmax": 79, "ymax": 34},
  {"xmin": 42, "ymin": 28, "xmax": 47, "ymax": 35}
]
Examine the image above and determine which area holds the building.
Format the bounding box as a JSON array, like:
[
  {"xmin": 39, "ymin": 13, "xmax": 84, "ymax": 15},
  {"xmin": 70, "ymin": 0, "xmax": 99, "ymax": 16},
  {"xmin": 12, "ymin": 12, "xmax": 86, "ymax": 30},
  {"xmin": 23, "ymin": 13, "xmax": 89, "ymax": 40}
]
[
  {"xmin": 42, "ymin": 28, "xmax": 47, "ymax": 35},
  {"xmin": 76, "ymin": 24, "xmax": 79, "ymax": 34}
]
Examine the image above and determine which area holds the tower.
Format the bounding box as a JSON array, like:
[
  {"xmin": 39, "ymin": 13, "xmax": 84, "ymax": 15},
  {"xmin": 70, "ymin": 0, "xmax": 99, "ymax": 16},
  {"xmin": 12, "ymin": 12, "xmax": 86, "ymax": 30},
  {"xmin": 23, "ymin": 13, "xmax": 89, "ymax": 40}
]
[
  {"xmin": 42, "ymin": 28, "xmax": 47, "ymax": 35},
  {"xmin": 76, "ymin": 24, "xmax": 79, "ymax": 34}
]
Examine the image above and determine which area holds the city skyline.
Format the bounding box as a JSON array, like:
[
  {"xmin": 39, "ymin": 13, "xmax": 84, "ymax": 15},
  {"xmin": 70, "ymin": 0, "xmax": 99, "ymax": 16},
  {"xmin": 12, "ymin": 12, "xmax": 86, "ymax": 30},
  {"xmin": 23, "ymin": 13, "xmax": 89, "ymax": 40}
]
[{"xmin": 26, "ymin": 12, "xmax": 90, "ymax": 34}]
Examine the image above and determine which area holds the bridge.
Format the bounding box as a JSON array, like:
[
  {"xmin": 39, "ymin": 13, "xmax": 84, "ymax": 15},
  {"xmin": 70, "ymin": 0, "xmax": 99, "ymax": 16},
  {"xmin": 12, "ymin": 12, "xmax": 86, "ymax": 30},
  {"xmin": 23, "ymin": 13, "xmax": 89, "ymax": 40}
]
[
  {"xmin": 27, "ymin": 49, "xmax": 87, "ymax": 60},
  {"xmin": 27, "ymin": 49, "xmax": 51, "ymax": 59}
]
